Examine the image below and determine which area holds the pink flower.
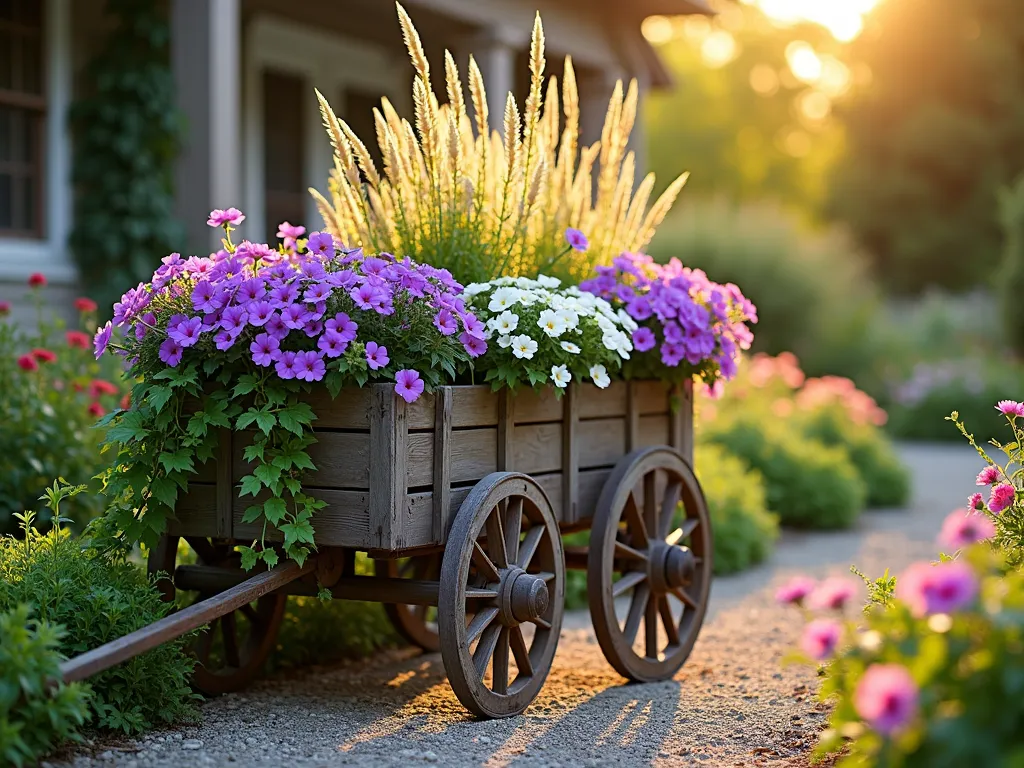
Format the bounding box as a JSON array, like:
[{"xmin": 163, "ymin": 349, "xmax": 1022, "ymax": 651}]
[
  {"xmin": 74, "ymin": 297, "xmax": 98, "ymax": 313},
  {"xmin": 854, "ymin": 664, "xmax": 918, "ymax": 735},
  {"xmin": 976, "ymin": 465, "xmax": 1001, "ymax": 486},
  {"xmin": 66, "ymin": 330, "xmax": 90, "ymax": 349},
  {"xmin": 799, "ymin": 619, "xmax": 841, "ymax": 660},
  {"xmin": 365, "ymin": 341, "xmax": 389, "ymax": 370},
  {"xmin": 0, "ymin": 300, "xmax": 9, "ymax": 315},
  {"xmin": 433, "ymin": 309, "xmax": 457, "ymax": 336},
  {"xmin": 807, "ymin": 577, "xmax": 858, "ymax": 611},
  {"xmin": 938, "ymin": 509, "xmax": 996, "ymax": 550},
  {"xmin": 967, "ymin": 492, "xmax": 984, "ymax": 511},
  {"xmin": 394, "ymin": 369, "xmax": 425, "ymax": 403},
  {"xmin": 87, "ymin": 401, "xmax": 105, "ymax": 417},
  {"xmin": 27, "ymin": 272, "xmax": 46, "ymax": 287},
  {"xmin": 16, "ymin": 354, "xmax": 38, "ymax": 371},
  {"xmin": 896, "ymin": 560, "xmax": 978, "ymax": 617},
  {"xmin": 564, "ymin": 228, "xmax": 589, "ymax": 252},
  {"xmin": 775, "ymin": 576, "xmax": 815, "ymax": 605},
  {"xmin": 207, "ymin": 208, "xmax": 245, "ymax": 228},
  {"xmin": 996, "ymin": 400, "xmax": 1024, "ymax": 417},
  {"xmin": 31, "ymin": 348, "xmax": 56, "ymax": 364},
  {"xmin": 460, "ymin": 332, "xmax": 486, "ymax": 358},
  {"xmin": 989, "ymin": 483, "xmax": 1016, "ymax": 514}
]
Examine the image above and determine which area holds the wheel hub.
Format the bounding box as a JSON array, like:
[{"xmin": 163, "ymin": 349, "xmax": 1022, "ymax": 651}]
[
  {"xmin": 496, "ymin": 566, "xmax": 550, "ymax": 626},
  {"xmin": 647, "ymin": 542, "xmax": 696, "ymax": 594}
]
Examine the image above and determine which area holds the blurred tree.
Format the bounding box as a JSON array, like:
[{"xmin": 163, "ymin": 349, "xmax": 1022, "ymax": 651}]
[
  {"xmin": 828, "ymin": 0, "xmax": 1024, "ymax": 294},
  {"xmin": 644, "ymin": 2, "xmax": 845, "ymax": 211},
  {"xmin": 997, "ymin": 175, "xmax": 1024, "ymax": 357}
]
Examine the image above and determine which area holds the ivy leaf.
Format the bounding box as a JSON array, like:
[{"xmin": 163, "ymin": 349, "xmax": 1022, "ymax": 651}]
[
  {"xmin": 147, "ymin": 385, "xmax": 173, "ymax": 412},
  {"xmin": 236, "ymin": 409, "xmax": 258, "ymax": 430},
  {"xmin": 186, "ymin": 413, "xmax": 208, "ymax": 438},
  {"xmin": 283, "ymin": 477, "xmax": 302, "ymax": 495},
  {"xmin": 159, "ymin": 450, "xmax": 195, "ymax": 474},
  {"xmin": 203, "ymin": 398, "xmax": 231, "ymax": 428},
  {"xmin": 238, "ymin": 474, "xmax": 262, "ymax": 498},
  {"xmin": 150, "ymin": 476, "xmax": 178, "ymax": 508},
  {"xmin": 261, "ymin": 548, "xmax": 280, "ymax": 568},
  {"xmin": 263, "ymin": 497, "xmax": 288, "ymax": 524},
  {"xmin": 276, "ymin": 403, "xmax": 315, "ymax": 435},
  {"xmin": 243, "ymin": 443, "xmax": 265, "ymax": 463},
  {"xmin": 254, "ymin": 409, "xmax": 277, "ymax": 435},
  {"xmin": 239, "ymin": 546, "xmax": 259, "ymax": 571},
  {"xmin": 106, "ymin": 411, "xmax": 150, "ymax": 444},
  {"xmin": 325, "ymin": 371, "xmax": 344, "ymax": 399},
  {"xmin": 233, "ymin": 374, "xmax": 258, "ymax": 398},
  {"xmin": 286, "ymin": 545, "xmax": 310, "ymax": 568},
  {"xmin": 253, "ymin": 463, "xmax": 280, "ymax": 488},
  {"xmin": 280, "ymin": 518, "xmax": 315, "ymax": 545},
  {"xmin": 242, "ymin": 504, "xmax": 262, "ymax": 523}
]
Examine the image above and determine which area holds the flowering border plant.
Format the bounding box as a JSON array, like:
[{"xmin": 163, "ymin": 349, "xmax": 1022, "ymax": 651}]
[
  {"xmin": 92, "ymin": 211, "xmax": 480, "ymax": 568},
  {"xmin": 579, "ymin": 252, "xmax": 756, "ymax": 389}
]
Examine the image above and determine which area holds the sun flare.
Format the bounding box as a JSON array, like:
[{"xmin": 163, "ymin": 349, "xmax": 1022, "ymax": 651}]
[{"xmin": 746, "ymin": 0, "xmax": 882, "ymax": 42}]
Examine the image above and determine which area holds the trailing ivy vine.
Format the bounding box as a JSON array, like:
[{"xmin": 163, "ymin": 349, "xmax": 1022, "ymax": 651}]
[{"xmin": 69, "ymin": 0, "xmax": 183, "ymax": 311}]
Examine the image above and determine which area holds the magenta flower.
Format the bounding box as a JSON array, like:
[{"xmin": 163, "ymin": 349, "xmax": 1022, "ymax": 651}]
[
  {"xmin": 996, "ymin": 399, "xmax": 1024, "ymax": 416},
  {"xmin": 167, "ymin": 316, "xmax": 203, "ymax": 348},
  {"xmin": 434, "ymin": 309, "xmax": 458, "ymax": 336},
  {"xmin": 281, "ymin": 304, "xmax": 311, "ymax": 330},
  {"xmin": 306, "ymin": 231, "xmax": 335, "ymax": 257},
  {"xmin": 237, "ymin": 278, "xmax": 266, "ymax": 303},
  {"xmin": 269, "ymin": 282, "xmax": 300, "ymax": 309},
  {"xmin": 807, "ymin": 577, "xmax": 858, "ymax": 611},
  {"xmin": 247, "ymin": 300, "xmax": 275, "ymax": 326},
  {"xmin": 250, "ymin": 333, "xmax": 280, "ymax": 367},
  {"xmin": 277, "ymin": 221, "xmax": 305, "ymax": 241},
  {"xmin": 318, "ymin": 330, "xmax": 348, "ymax": 358},
  {"xmin": 395, "ymin": 369, "xmax": 425, "ymax": 403},
  {"xmin": 351, "ymin": 283, "xmax": 379, "ymax": 310},
  {"xmin": 775, "ymin": 576, "xmax": 815, "ymax": 605},
  {"xmin": 275, "ymin": 350, "xmax": 299, "ymax": 380},
  {"xmin": 295, "ymin": 351, "xmax": 327, "ymax": 382},
  {"xmin": 976, "ymin": 465, "xmax": 1001, "ymax": 486},
  {"xmin": 93, "ymin": 322, "xmax": 113, "ymax": 360},
  {"xmin": 460, "ymin": 332, "xmax": 487, "ymax": 358},
  {"xmin": 264, "ymin": 314, "xmax": 289, "ymax": 340},
  {"xmin": 799, "ymin": 619, "xmax": 841, "ymax": 660},
  {"xmin": 989, "ymin": 482, "xmax": 1016, "ymax": 514},
  {"xmin": 632, "ymin": 327, "xmax": 656, "ymax": 352},
  {"xmin": 365, "ymin": 341, "xmax": 389, "ymax": 370},
  {"xmin": 159, "ymin": 338, "xmax": 184, "ymax": 367},
  {"xmin": 967, "ymin": 492, "xmax": 984, "ymax": 511},
  {"xmin": 214, "ymin": 329, "xmax": 240, "ymax": 351},
  {"xmin": 325, "ymin": 312, "xmax": 358, "ymax": 342},
  {"xmin": 854, "ymin": 664, "xmax": 918, "ymax": 736},
  {"xmin": 303, "ymin": 283, "xmax": 332, "ymax": 303},
  {"xmin": 896, "ymin": 560, "xmax": 978, "ymax": 617},
  {"xmin": 207, "ymin": 208, "xmax": 245, "ymax": 228},
  {"xmin": 626, "ymin": 297, "xmax": 652, "ymax": 321},
  {"xmin": 462, "ymin": 314, "xmax": 486, "ymax": 340},
  {"xmin": 938, "ymin": 509, "xmax": 996, "ymax": 550},
  {"xmin": 564, "ymin": 227, "xmax": 589, "ymax": 252}
]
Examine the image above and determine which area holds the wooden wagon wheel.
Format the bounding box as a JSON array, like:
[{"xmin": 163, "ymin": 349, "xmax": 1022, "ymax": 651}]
[
  {"xmin": 374, "ymin": 554, "xmax": 442, "ymax": 652},
  {"xmin": 587, "ymin": 446, "xmax": 712, "ymax": 682},
  {"xmin": 438, "ymin": 472, "xmax": 565, "ymax": 718},
  {"xmin": 148, "ymin": 535, "xmax": 287, "ymax": 695}
]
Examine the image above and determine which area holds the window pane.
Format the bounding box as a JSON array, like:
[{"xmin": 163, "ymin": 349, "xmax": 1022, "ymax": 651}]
[
  {"xmin": 0, "ymin": 174, "xmax": 12, "ymax": 228},
  {"xmin": 21, "ymin": 35, "xmax": 40, "ymax": 94},
  {"xmin": 0, "ymin": 30, "xmax": 12, "ymax": 91},
  {"xmin": 263, "ymin": 70, "xmax": 305, "ymax": 242},
  {"xmin": 21, "ymin": 174, "xmax": 32, "ymax": 230}
]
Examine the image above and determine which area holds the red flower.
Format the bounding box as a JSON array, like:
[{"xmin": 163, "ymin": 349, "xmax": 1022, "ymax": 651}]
[
  {"xmin": 72, "ymin": 382, "xmax": 85, "ymax": 392},
  {"xmin": 119, "ymin": 392, "xmax": 131, "ymax": 410},
  {"xmin": 0, "ymin": 301, "xmax": 10, "ymax": 316},
  {"xmin": 87, "ymin": 401, "xmax": 105, "ymax": 417},
  {"xmin": 27, "ymin": 273, "xmax": 46, "ymax": 287},
  {"xmin": 66, "ymin": 330, "xmax": 90, "ymax": 349},
  {"xmin": 17, "ymin": 354, "xmax": 38, "ymax": 371},
  {"xmin": 73, "ymin": 297, "xmax": 98, "ymax": 313},
  {"xmin": 89, "ymin": 379, "xmax": 119, "ymax": 397},
  {"xmin": 31, "ymin": 348, "xmax": 56, "ymax": 364}
]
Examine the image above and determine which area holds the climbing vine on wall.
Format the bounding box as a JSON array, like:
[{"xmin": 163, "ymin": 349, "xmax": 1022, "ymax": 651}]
[{"xmin": 69, "ymin": 0, "xmax": 183, "ymax": 311}]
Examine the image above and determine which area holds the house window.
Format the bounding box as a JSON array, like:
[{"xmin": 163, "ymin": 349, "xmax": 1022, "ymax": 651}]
[
  {"xmin": 262, "ymin": 70, "xmax": 305, "ymax": 243},
  {"xmin": 0, "ymin": 0, "xmax": 44, "ymax": 237},
  {"xmin": 340, "ymin": 87, "xmax": 384, "ymax": 177}
]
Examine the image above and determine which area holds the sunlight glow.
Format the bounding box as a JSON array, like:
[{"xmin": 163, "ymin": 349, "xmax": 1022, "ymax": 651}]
[{"xmin": 745, "ymin": 0, "xmax": 882, "ymax": 42}]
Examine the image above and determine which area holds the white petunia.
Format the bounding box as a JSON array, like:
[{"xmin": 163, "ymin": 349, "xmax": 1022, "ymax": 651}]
[
  {"xmin": 464, "ymin": 282, "xmax": 487, "ymax": 297},
  {"xmin": 590, "ymin": 364, "xmax": 611, "ymax": 389},
  {"xmin": 538, "ymin": 309, "xmax": 568, "ymax": 338},
  {"xmin": 498, "ymin": 334, "xmax": 513, "ymax": 348},
  {"xmin": 488, "ymin": 310, "xmax": 519, "ymax": 335},
  {"xmin": 602, "ymin": 331, "xmax": 621, "ymax": 351},
  {"xmin": 555, "ymin": 308, "xmax": 579, "ymax": 329},
  {"xmin": 511, "ymin": 334, "xmax": 538, "ymax": 359},
  {"xmin": 560, "ymin": 341, "xmax": 581, "ymax": 354},
  {"xmin": 550, "ymin": 364, "xmax": 571, "ymax": 388},
  {"xmin": 517, "ymin": 290, "xmax": 538, "ymax": 306},
  {"xmin": 537, "ymin": 274, "xmax": 561, "ymax": 289},
  {"xmin": 616, "ymin": 309, "xmax": 638, "ymax": 332},
  {"xmin": 488, "ymin": 286, "xmax": 521, "ymax": 312}
]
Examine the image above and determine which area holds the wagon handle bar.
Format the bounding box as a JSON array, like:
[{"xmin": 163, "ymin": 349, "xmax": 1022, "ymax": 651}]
[{"xmin": 57, "ymin": 558, "xmax": 315, "ymax": 685}]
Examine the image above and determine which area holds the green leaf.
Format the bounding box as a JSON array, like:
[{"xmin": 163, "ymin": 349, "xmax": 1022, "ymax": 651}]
[
  {"xmin": 325, "ymin": 371, "xmax": 344, "ymax": 399},
  {"xmin": 106, "ymin": 411, "xmax": 150, "ymax": 444},
  {"xmin": 263, "ymin": 497, "xmax": 288, "ymax": 524},
  {"xmin": 239, "ymin": 546, "xmax": 259, "ymax": 570},
  {"xmin": 261, "ymin": 548, "xmax": 280, "ymax": 568},
  {"xmin": 243, "ymin": 443, "xmax": 265, "ymax": 463},
  {"xmin": 147, "ymin": 385, "xmax": 173, "ymax": 411},
  {"xmin": 238, "ymin": 474, "xmax": 262, "ymax": 498},
  {"xmin": 277, "ymin": 403, "xmax": 315, "ymax": 435},
  {"xmin": 150, "ymin": 476, "xmax": 178, "ymax": 508},
  {"xmin": 280, "ymin": 518, "xmax": 315, "ymax": 545},
  {"xmin": 203, "ymin": 357, "xmax": 221, "ymax": 376},
  {"xmin": 286, "ymin": 545, "xmax": 310, "ymax": 568},
  {"xmin": 283, "ymin": 477, "xmax": 302, "ymax": 495},
  {"xmin": 186, "ymin": 413, "xmax": 208, "ymax": 438},
  {"xmin": 242, "ymin": 504, "xmax": 262, "ymax": 524},
  {"xmin": 254, "ymin": 409, "xmax": 277, "ymax": 435},
  {"xmin": 236, "ymin": 410, "xmax": 258, "ymax": 430},
  {"xmin": 233, "ymin": 374, "xmax": 259, "ymax": 398},
  {"xmin": 253, "ymin": 463, "xmax": 280, "ymax": 487},
  {"xmin": 158, "ymin": 450, "xmax": 195, "ymax": 474}
]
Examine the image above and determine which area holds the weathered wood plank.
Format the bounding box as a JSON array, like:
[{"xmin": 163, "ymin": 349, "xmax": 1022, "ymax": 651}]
[
  {"xmin": 676, "ymin": 379, "xmax": 694, "ymax": 465},
  {"xmin": 406, "ymin": 428, "xmax": 498, "ymax": 487},
  {"xmin": 497, "ymin": 389, "xmax": 514, "ymax": 471},
  {"xmin": 232, "ymin": 431, "xmax": 370, "ymax": 490},
  {"xmin": 578, "ymin": 418, "xmax": 627, "ymax": 469},
  {"xmin": 369, "ymin": 385, "xmax": 406, "ymax": 549},
  {"xmin": 232, "ymin": 488, "xmax": 372, "ymax": 546},
  {"xmin": 432, "ymin": 387, "xmax": 452, "ymax": 541},
  {"xmin": 169, "ymin": 483, "xmax": 218, "ymax": 537},
  {"xmin": 562, "ymin": 383, "xmax": 579, "ymax": 524},
  {"xmin": 634, "ymin": 380, "xmax": 671, "ymax": 415},
  {"xmin": 638, "ymin": 413, "xmax": 671, "ymax": 449},
  {"xmin": 578, "ymin": 380, "xmax": 627, "ymax": 419},
  {"xmin": 512, "ymin": 386, "xmax": 563, "ymax": 423},
  {"xmin": 513, "ymin": 423, "xmax": 562, "ymax": 474},
  {"xmin": 626, "ymin": 380, "xmax": 640, "ymax": 451},
  {"xmin": 215, "ymin": 428, "xmax": 233, "ymax": 538}
]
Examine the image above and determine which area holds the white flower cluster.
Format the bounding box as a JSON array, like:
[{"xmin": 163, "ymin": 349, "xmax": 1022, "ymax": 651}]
[{"xmin": 465, "ymin": 275, "xmax": 636, "ymax": 389}]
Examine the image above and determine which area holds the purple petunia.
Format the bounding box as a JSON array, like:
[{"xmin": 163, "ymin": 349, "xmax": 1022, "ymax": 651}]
[
  {"xmin": 460, "ymin": 332, "xmax": 487, "ymax": 358},
  {"xmin": 564, "ymin": 228, "xmax": 589, "ymax": 252},
  {"xmin": 94, "ymin": 322, "xmax": 113, "ymax": 360},
  {"xmin": 434, "ymin": 309, "xmax": 458, "ymax": 336},
  {"xmin": 192, "ymin": 280, "xmax": 226, "ymax": 314},
  {"xmin": 318, "ymin": 330, "xmax": 349, "ymax": 358},
  {"xmin": 394, "ymin": 369, "xmax": 425, "ymax": 403},
  {"xmin": 325, "ymin": 313, "xmax": 357, "ymax": 342},
  {"xmin": 365, "ymin": 341, "xmax": 389, "ymax": 370},
  {"xmin": 295, "ymin": 350, "xmax": 327, "ymax": 382},
  {"xmin": 268, "ymin": 282, "xmax": 300, "ymax": 309},
  {"xmin": 306, "ymin": 232, "xmax": 335, "ymax": 258},
  {"xmin": 264, "ymin": 313, "xmax": 289, "ymax": 340},
  {"xmin": 207, "ymin": 208, "xmax": 245, "ymax": 228},
  {"xmin": 303, "ymin": 283, "xmax": 332, "ymax": 303},
  {"xmin": 159, "ymin": 337, "xmax": 184, "ymax": 366},
  {"xmin": 250, "ymin": 333, "xmax": 280, "ymax": 367},
  {"xmin": 632, "ymin": 327, "xmax": 656, "ymax": 352},
  {"xmin": 281, "ymin": 304, "xmax": 311, "ymax": 330},
  {"xmin": 168, "ymin": 316, "xmax": 204, "ymax": 348},
  {"xmin": 220, "ymin": 305, "xmax": 249, "ymax": 334},
  {"xmin": 237, "ymin": 278, "xmax": 266, "ymax": 303},
  {"xmin": 275, "ymin": 350, "xmax": 299, "ymax": 380},
  {"xmin": 247, "ymin": 300, "xmax": 275, "ymax": 326}
]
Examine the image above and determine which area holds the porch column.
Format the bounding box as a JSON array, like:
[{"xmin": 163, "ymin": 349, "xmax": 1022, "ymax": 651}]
[
  {"xmin": 172, "ymin": 0, "xmax": 242, "ymax": 253},
  {"xmin": 463, "ymin": 28, "xmax": 517, "ymax": 136}
]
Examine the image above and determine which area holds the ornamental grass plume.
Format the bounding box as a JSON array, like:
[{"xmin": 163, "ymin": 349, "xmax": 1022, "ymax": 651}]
[{"xmin": 310, "ymin": 3, "xmax": 688, "ymax": 285}]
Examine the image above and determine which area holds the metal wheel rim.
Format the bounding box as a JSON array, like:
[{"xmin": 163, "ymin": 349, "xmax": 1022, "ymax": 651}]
[
  {"xmin": 439, "ymin": 472, "xmax": 565, "ymax": 718},
  {"xmin": 587, "ymin": 447, "xmax": 712, "ymax": 682}
]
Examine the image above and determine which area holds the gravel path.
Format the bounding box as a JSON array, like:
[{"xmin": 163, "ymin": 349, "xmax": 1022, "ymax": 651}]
[{"xmin": 52, "ymin": 444, "xmax": 981, "ymax": 768}]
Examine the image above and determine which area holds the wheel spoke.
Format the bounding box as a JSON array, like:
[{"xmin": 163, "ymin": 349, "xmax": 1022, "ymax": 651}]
[
  {"xmin": 537, "ymin": 571, "xmax": 556, "ymax": 583},
  {"xmin": 492, "ymin": 627, "xmax": 510, "ymax": 694},
  {"xmin": 473, "ymin": 623, "xmax": 502, "ymax": 677},
  {"xmin": 622, "ymin": 583, "xmax": 650, "ymax": 646},
  {"xmin": 665, "ymin": 528, "xmax": 684, "ymax": 546},
  {"xmin": 659, "ymin": 480, "xmax": 683, "ymax": 539},
  {"xmin": 197, "ymin": 619, "xmax": 216, "ymax": 662},
  {"xmin": 472, "ymin": 541, "xmax": 501, "ymax": 583},
  {"xmin": 645, "ymin": 595, "xmax": 659, "ymax": 659},
  {"xmin": 612, "ymin": 570, "xmax": 647, "ymax": 598},
  {"xmin": 505, "ymin": 497, "xmax": 523, "ymax": 564},
  {"xmin": 186, "ymin": 536, "xmax": 220, "ymax": 566},
  {"xmin": 614, "ymin": 541, "xmax": 648, "ymax": 563},
  {"xmin": 239, "ymin": 603, "xmax": 259, "ymax": 623},
  {"xmin": 517, "ymin": 526, "xmax": 545, "ymax": 569},
  {"xmin": 659, "ymin": 595, "xmax": 680, "ymax": 647},
  {"xmin": 221, "ymin": 611, "xmax": 241, "ymax": 668},
  {"xmin": 671, "ymin": 586, "xmax": 698, "ymax": 609},
  {"xmin": 485, "ymin": 506, "xmax": 509, "ymax": 569},
  {"xmin": 622, "ymin": 492, "xmax": 649, "ymax": 549},
  {"xmin": 680, "ymin": 518, "xmax": 699, "ymax": 539},
  {"xmin": 643, "ymin": 471, "xmax": 658, "ymax": 543},
  {"xmin": 509, "ymin": 625, "xmax": 533, "ymax": 678},
  {"xmin": 530, "ymin": 616, "xmax": 552, "ymax": 630},
  {"xmin": 466, "ymin": 606, "xmax": 499, "ymax": 645},
  {"xmin": 466, "ymin": 586, "xmax": 500, "ymax": 599}
]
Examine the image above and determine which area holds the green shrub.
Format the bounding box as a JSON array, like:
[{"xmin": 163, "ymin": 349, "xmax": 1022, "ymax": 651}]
[
  {"xmin": 0, "ymin": 283, "xmax": 128, "ymax": 534},
  {"xmin": 694, "ymin": 443, "xmax": 779, "ymax": 574},
  {"xmin": 0, "ymin": 605, "xmax": 91, "ymax": 767},
  {"xmin": 799, "ymin": 407, "xmax": 911, "ymax": 508},
  {"xmin": 0, "ymin": 485, "xmax": 198, "ymax": 734},
  {"xmin": 703, "ymin": 417, "xmax": 866, "ymax": 529}
]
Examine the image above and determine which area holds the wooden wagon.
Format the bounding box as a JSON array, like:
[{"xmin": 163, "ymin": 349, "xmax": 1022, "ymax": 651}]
[{"xmin": 60, "ymin": 378, "xmax": 712, "ymax": 718}]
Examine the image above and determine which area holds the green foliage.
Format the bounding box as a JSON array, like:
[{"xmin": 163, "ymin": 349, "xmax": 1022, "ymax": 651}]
[
  {"xmin": 0, "ymin": 605, "xmax": 91, "ymax": 767},
  {"xmin": 800, "ymin": 407, "xmax": 911, "ymax": 508},
  {"xmin": 0, "ymin": 287, "xmax": 128, "ymax": 534},
  {"xmin": 829, "ymin": 0, "xmax": 1024, "ymax": 294},
  {"xmin": 69, "ymin": 0, "xmax": 182, "ymax": 311},
  {"xmin": 703, "ymin": 416, "xmax": 866, "ymax": 529},
  {"xmin": 693, "ymin": 443, "xmax": 778, "ymax": 574},
  {"xmin": 0, "ymin": 485, "xmax": 199, "ymax": 735},
  {"xmin": 997, "ymin": 175, "xmax": 1024, "ymax": 358},
  {"xmin": 648, "ymin": 201, "xmax": 882, "ymax": 388},
  {"xmin": 812, "ymin": 549, "xmax": 1024, "ymax": 766}
]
